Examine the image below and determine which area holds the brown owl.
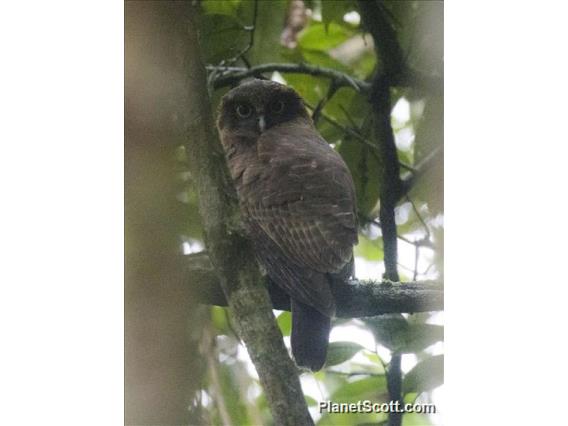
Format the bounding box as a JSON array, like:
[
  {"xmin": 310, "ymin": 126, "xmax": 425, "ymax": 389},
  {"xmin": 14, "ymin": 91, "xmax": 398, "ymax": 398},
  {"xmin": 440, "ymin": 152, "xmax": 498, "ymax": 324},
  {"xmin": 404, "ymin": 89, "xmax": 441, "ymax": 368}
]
[{"xmin": 217, "ymin": 79, "xmax": 358, "ymax": 371}]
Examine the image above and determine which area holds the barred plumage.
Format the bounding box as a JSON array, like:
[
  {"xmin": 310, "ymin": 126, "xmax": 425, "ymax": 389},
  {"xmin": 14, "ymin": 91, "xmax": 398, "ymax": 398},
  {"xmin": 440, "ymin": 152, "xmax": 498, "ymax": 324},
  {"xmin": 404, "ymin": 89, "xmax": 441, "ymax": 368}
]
[{"xmin": 218, "ymin": 79, "xmax": 358, "ymax": 370}]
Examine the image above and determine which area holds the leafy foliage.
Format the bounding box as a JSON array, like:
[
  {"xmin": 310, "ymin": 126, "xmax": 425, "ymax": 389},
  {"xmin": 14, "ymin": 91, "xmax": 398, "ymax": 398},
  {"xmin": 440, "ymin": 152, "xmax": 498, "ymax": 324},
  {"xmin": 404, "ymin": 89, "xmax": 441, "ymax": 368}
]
[
  {"xmin": 331, "ymin": 375, "xmax": 388, "ymax": 403},
  {"xmin": 403, "ymin": 355, "xmax": 444, "ymax": 395},
  {"xmin": 276, "ymin": 310, "xmax": 292, "ymax": 336},
  {"xmin": 365, "ymin": 314, "xmax": 443, "ymax": 354},
  {"xmin": 325, "ymin": 341, "xmax": 365, "ymax": 367},
  {"xmin": 188, "ymin": 1, "xmax": 444, "ymax": 424}
]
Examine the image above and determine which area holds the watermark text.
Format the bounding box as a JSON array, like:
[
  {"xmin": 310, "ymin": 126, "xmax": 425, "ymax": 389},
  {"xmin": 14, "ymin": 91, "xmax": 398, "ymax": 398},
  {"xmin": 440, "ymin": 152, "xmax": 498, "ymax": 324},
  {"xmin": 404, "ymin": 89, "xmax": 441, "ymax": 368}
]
[{"xmin": 319, "ymin": 400, "xmax": 436, "ymax": 414}]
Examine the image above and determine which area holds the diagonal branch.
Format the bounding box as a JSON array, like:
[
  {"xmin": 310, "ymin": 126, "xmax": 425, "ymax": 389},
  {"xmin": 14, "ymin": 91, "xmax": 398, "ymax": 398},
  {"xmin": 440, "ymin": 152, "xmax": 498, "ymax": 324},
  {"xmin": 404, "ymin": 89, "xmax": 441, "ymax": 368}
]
[{"xmin": 185, "ymin": 5, "xmax": 313, "ymax": 425}]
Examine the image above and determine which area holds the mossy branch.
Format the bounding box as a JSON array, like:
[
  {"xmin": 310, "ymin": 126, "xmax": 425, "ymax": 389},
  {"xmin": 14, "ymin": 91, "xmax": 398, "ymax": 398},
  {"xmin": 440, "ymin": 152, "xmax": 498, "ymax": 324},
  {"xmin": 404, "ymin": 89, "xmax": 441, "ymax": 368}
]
[
  {"xmin": 187, "ymin": 252, "xmax": 443, "ymax": 317},
  {"xmin": 184, "ymin": 5, "xmax": 313, "ymax": 425}
]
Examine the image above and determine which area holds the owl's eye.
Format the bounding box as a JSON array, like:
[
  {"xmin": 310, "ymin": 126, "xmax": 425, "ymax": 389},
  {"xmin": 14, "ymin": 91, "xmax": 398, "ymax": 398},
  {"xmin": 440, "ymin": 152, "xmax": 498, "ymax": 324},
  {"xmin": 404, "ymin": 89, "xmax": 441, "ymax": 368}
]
[
  {"xmin": 270, "ymin": 100, "xmax": 285, "ymax": 113},
  {"xmin": 236, "ymin": 104, "xmax": 252, "ymax": 118}
]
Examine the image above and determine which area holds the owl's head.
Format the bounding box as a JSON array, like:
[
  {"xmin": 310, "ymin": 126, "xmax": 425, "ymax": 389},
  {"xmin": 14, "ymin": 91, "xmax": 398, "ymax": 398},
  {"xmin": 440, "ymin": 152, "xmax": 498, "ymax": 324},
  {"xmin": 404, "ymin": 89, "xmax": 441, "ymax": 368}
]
[{"xmin": 217, "ymin": 79, "xmax": 311, "ymax": 137}]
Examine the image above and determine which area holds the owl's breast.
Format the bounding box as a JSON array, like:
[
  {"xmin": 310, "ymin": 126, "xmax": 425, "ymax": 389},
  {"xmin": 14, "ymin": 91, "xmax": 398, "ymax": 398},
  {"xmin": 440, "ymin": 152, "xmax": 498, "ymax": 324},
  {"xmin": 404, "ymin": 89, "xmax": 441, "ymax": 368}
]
[{"xmin": 227, "ymin": 151, "xmax": 268, "ymax": 205}]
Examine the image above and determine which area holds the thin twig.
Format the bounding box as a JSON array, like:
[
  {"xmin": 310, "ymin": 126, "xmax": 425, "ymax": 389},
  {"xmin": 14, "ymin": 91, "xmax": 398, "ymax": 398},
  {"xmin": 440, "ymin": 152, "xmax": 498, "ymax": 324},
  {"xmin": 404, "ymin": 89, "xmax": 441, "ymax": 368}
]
[
  {"xmin": 421, "ymin": 262, "xmax": 436, "ymax": 277},
  {"xmin": 398, "ymin": 161, "xmax": 416, "ymax": 173},
  {"xmin": 413, "ymin": 243, "xmax": 419, "ymax": 281},
  {"xmin": 338, "ymin": 104, "xmax": 413, "ymax": 173},
  {"xmin": 312, "ymin": 80, "xmax": 339, "ymax": 125},
  {"xmin": 396, "ymin": 233, "xmax": 434, "ymax": 249},
  {"xmin": 206, "ymin": 0, "xmax": 258, "ymax": 93},
  {"xmin": 207, "ymin": 62, "xmax": 369, "ymax": 92},
  {"xmin": 308, "ymin": 105, "xmax": 382, "ymax": 156},
  {"xmin": 222, "ymin": 0, "xmax": 258, "ymax": 66},
  {"xmin": 338, "ymin": 104, "xmax": 361, "ymax": 130},
  {"xmin": 406, "ymin": 195, "xmax": 431, "ymax": 239}
]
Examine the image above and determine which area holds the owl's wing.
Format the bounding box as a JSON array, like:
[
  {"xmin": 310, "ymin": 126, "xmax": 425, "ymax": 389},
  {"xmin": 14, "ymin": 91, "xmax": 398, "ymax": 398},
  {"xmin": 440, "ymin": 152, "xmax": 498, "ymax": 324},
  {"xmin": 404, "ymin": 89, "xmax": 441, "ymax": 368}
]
[
  {"xmin": 244, "ymin": 215, "xmax": 337, "ymax": 315},
  {"xmin": 240, "ymin": 125, "xmax": 358, "ymax": 314}
]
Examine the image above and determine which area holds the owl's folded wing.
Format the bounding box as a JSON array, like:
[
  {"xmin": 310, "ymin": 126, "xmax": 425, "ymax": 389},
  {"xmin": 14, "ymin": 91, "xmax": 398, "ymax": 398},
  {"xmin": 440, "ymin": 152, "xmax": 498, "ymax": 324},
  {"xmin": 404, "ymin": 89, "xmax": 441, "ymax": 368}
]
[{"xmin": 246, "ymin": 128, "xmax": 358, "ymax": 274}]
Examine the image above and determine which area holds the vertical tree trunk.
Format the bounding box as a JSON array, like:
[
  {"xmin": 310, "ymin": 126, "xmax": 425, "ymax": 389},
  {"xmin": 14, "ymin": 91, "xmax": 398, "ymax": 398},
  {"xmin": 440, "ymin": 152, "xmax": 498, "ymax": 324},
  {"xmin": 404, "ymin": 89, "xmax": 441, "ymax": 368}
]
[
  {"xmin": 125, "ymin": 2, "xmax": 205, "ymax": 424},
  {"xmin": 183, "ymin": 4, "xmax": 314, "ymax": 425}
]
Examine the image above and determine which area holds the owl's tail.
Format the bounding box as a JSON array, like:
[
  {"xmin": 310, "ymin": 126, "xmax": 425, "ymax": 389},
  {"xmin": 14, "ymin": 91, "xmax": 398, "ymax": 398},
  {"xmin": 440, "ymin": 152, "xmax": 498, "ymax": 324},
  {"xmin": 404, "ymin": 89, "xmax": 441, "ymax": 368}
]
[{"xmin": 291, "ymin": 299, "xmax": 331, "ymax": 371}]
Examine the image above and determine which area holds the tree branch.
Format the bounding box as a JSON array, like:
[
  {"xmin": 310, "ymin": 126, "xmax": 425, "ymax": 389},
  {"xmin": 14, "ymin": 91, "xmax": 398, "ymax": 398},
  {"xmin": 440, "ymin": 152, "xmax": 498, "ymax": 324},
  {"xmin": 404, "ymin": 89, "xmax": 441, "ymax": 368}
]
[
  {"xmin": 359, "ymin": 0, "xmax": 403, "ymax": 283},
  {"xmin": 208, "ymin": 63, "xmax": 370, "ymax": 92},
  {"xmin": 386, "ymin": 353, "xmax": 403, "ymax": 426},
  {"xmin": 358, "ymin": 2, "xmax": 409, "ymax": 425},
  {"xmin": 185, "ymin": 5, "xmax": 313, "ymax": 425},
  {"xmin": 186, "ymin": 252, "xmax": 443, "ymax": 317},
  {"xmin": 208, "ymin": 62, "xmax": 441, "ymax": 94}
]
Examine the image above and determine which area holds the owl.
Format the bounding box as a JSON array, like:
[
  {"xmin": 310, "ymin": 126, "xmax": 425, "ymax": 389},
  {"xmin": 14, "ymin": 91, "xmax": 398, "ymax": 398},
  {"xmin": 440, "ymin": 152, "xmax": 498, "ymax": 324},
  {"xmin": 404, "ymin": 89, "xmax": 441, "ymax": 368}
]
[{"xmin": 217, "ymin": 79, "xmax": 358, "ymax": 371}]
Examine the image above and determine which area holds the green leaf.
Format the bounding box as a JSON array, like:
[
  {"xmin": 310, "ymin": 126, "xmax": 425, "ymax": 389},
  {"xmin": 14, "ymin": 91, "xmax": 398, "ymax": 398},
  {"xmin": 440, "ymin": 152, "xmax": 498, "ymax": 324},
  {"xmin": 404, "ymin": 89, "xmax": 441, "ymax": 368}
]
[
  {"xmin": 410, "ymin": 95, "xmax": 443, "ymax": 215},
  {"xmin": 318, "ymin": 119, "xmax": 343, "ymax": 145},
  {"xmin": 399, "ymin": 323, "xmax": 444, "ymax": 354},
  {"xmin": 305, "ymin": 395, "xmax": 318, "ymax": 406},
  {"xmin": 301, "ymin": 49, "xmax": 353, "ymax": 73},
  {"xmin": 397, "ymin": 148, "xmax": 414, "ymax": 170},
  {"xmin": 320, "ymin": 89, "xmax": 380, "ymax": 216},
  {"xmin": 276, "ymin": 311, "xmax": 292, "ymax": 336},
  {"xmin": 318, "ymin": 411, "xmax": 387, "ymax": 426},
  {"xmin": 325, "ymin": 341, "xmax": 365, "ymax": 367},
  {"xmin": 285, "ymin": 74, "xmax": 329, "ymax": 107},
  {"xmin": 363, "ymin": 351, "xmax": 385, "ymax": 367},
  {"xmin": 402, "ymin": 412, "xmax": 434, "ymax": 426},
  {"xmin": 365, "ymin": 314, "xmax": 443, "ymax": 354},
  {"xmin": 365, "ymin": 314, "xmax": 409, "ymax": 352},
  {"xmin": 331, "ymin": 376, "xmax": 387, "ymax": 403},
  {"xmin": 403, "ymin": 354, "xmax": 444, "ymax": 395},
  {"xmin": 338, "ymin": 114, "xmax": 381, "ymax": 216},
  {"xmin": 298, "ymin": 22, "xmax": 353, "ymax": 51},
  {"xmin": 321, "ymin": 0, "xmax": 357, "ymax": 28},
  {"xmin": 248, "ymin": 0, "xmax": 288, "ymax": 64},
  {"xmin": 211, "ymin": 306, "xmax": 230, "ymax": 335},
  {"xmin": 403, "ymin": 392, "xmax": 419, "ymax": 404},
  {"xmin": 218, "ymin": 362, "xmax": 251, "ymax": 425},
  {"xmin": 201, "ymin": 0, "xmax": 242, "ymax": 17},
  {"xmin": 322, "ymin": 87, "xmax": 366, "ymax": 125},
  {"xmin": 199, "ymin": 14, "xmax": 249, "ymax": 64},
  {"xmin": 354, "ymin": 233, "xmax": 384, "ymax": 261},
  {"xmin": 349, "ymin": 49, "xmax": 377, "ymax": 80},
  {"xmin": 314, "ymin": 369, "xmax": 348, "ymax": 397}
]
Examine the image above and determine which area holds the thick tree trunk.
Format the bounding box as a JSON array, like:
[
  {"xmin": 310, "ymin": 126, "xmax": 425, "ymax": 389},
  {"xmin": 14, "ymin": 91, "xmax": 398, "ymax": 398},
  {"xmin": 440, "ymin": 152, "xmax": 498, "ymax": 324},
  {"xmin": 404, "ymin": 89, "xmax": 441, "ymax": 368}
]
[
  {"xmin": 183, "ymin": 4, "xmax": 313, "ymax": 426},
  {"xmin": 125, "ymin": 2, "xmax": 205, "ymax": 424}
]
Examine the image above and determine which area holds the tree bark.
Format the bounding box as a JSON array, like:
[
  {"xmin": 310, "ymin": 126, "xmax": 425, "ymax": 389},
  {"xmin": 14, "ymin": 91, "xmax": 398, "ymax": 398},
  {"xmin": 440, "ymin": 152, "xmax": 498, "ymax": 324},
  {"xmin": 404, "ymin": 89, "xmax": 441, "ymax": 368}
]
[
  {"xmin": 184, "ymin": 4, "xmax": 313, "ymax": 425},
  {"xmin": 358, "ymin": 2, "xmax": 409, "ymax": 425},
  {"xmin": 187, "ymin": 252, "xmax": 443, "ymax": 317},
  {"xmin": 125, "ymin": 2, "xmax": 205, "ymax": 424}
]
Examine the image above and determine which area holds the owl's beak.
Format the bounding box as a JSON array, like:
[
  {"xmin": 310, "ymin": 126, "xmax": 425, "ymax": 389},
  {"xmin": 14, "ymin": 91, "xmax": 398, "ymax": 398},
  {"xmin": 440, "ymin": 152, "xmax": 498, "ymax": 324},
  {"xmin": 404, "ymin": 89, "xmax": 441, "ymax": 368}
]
[{"xmin": 257, "ymin": 115, "xmax": 266, "ymax": 133}]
